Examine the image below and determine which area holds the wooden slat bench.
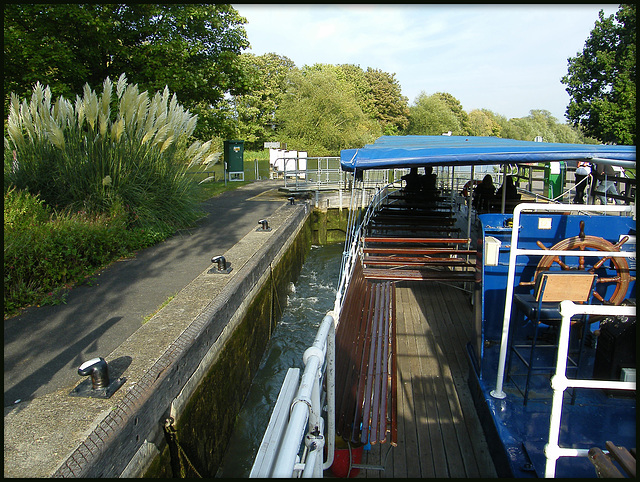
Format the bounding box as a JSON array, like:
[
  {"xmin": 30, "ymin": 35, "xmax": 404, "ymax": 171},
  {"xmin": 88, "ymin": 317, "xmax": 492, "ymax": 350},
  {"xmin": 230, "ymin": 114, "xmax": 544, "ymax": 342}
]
[
  {"xmin": 387, "ymin": 192, "xmax": 448, "ymax": 202},
  {"xmin": 364, "ymin": 246, "xmax": 476, "ymax": 256},
  {"xmin": 372, "ymin": 215, "xmax": 457, "ymax": 226},
  {"xmin": 362, "ymin": 236, "xmax": 478, "ymax": 282},
  {"xmin": 363, "ymin": 256, "xmax": 475, "ymax": 268},
  {"xmin": 363, "ymin": 268, "xmax": 477, "ymax": 282},
  {"xmin": 335, "ymin": 259, "xmax": 397, "ymax": 447},
  {"xmin": 368, "ymin": 223, "xmax": 462, "ymax": 235},
  {"xmin": 379, "ymin": 204, "xmax": 454, "ymax": 214},
  {"xmin": 364, "ymin": 236, "xmax": 469, "ymax": 245},
  {"xmin": 376, "ymin": 207, "xmax": 454, "ymax": 216}
]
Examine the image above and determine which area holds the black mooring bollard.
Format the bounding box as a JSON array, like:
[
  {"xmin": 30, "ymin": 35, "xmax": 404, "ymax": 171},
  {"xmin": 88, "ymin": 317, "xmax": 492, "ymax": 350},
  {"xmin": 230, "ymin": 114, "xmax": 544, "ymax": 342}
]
[
  {"xmin": 70, "ymin": 357, "xmax": 125, "ymax": 398},
  {"xmin": 257, "ymin": 219, "xmax": 271, "ymax": 231},
  {"xmin": 78, "ymin": 357, "xmax": 110, "ymax": 389},
  {"xmin": 209, "ymin": 255, "xmax": 232, "ymax": 274}
]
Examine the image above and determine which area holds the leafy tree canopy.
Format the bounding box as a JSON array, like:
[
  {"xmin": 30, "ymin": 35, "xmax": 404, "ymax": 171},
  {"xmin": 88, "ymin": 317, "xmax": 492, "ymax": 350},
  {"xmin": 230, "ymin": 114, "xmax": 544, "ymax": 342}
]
[
  {"xmin": 4, "ymin": 4, "xmax": 249, "ymax": 139},
  {"xmin": 497, "ymin": 110, "xmax": 596, "ymax": 144},
  {"xmin": 406, "ymin": 92, "xmax": 462, "ymax": 136},
  {"xmin": 363, "ymin": 67, "xmax": 410, "ymax": 135},
  {"xmin": 468, "ymin": 109, "xmax": 502, "ymax": 137},
  {"xmin": 276, "ymin": 65, "xmax": 380, "ymax": 156},
  {"xmin": 231, "ymin": 52, "xmax": 296, "ymax": 150},
  {"xmin": 433, "ymin": 92, "xmax": 470, "ymax": 134},
  {"xmin": 561, "ymin": 4, "xmax": 635, "ymax": 145}
]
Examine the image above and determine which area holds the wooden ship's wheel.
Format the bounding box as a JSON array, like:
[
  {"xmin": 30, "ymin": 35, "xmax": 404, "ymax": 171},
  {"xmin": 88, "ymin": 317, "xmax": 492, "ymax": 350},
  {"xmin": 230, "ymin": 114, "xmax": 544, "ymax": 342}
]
[{"xmin": 520, "ymin": 221, "xmax": 634, "ymax": 306}]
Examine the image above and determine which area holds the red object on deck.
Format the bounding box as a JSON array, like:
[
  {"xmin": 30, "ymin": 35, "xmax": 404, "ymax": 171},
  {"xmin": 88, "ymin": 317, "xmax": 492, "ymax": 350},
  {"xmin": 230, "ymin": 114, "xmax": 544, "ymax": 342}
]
[{"xmin": 330, "ymin": 445, "xmax": 363, "ymax": 478}]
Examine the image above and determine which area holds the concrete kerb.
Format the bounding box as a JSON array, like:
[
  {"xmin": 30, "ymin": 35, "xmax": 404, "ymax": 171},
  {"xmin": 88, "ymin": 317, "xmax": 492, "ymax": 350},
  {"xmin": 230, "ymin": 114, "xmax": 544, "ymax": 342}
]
[{"xmin": 3, "ymin": 200, "xmax": 310, "ymax": 478}]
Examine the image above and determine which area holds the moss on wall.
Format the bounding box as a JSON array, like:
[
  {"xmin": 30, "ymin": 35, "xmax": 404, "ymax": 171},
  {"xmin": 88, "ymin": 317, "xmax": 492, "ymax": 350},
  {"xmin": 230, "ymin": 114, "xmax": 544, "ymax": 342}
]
[
  {"xmin": 310, "ymin": 208, "xmax": 349, "ymax": 244},
  {"xmin": 144, "ymin": 216, "xmax": 312, "ymax": 477},
  {"xmin": 143, "ymin": 207, "xmax": 351, "ymax": 477}
]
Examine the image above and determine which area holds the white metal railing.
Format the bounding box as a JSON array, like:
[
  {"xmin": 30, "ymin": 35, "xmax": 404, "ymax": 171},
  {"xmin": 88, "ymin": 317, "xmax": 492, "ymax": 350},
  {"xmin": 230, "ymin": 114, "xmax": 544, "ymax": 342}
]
[
  {"xmin": 279, "ymin": 157, "xmax": 342, "ymax": 190},
  {"xmin": 544, "ymin": 301, "xmax": 636, "ymax": 478},
  {"xmin": 251, "ymin": 177, "xmax": 395, "ymax": 478},
  {"xmin": 335, "ymin": 181, "xmax": 394, "ymax": 317},
  {"xmin": 491, "ymin": 202, "xmax": 636, "ymax": 400},
  {"xmin": 251, "ymin": 313, "xmax": 336, "ymax": 478},
  {"xmin": 278, "ymin": 157, "xmax": 393, "ymax": 191}
]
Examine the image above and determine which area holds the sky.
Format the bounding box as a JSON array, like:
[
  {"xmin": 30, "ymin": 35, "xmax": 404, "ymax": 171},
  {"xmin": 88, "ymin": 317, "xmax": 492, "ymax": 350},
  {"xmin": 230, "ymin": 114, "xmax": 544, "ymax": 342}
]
[{"xmin": 232, "ymin": 4, "xmax": 620, "ymax": 123}]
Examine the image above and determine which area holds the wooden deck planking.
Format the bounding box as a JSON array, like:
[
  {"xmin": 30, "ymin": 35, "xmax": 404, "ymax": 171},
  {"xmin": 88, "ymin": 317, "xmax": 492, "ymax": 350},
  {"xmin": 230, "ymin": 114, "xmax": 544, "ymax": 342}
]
[
  {"xmin": 355, "ymin": 280, "xmax": 497, "ymax": 478},
  {"xmin": 417, "ymin": 285, "xmax": 467, "ymax": 478},
  {"xmin": 425, "ymin": 283, "xmax": 482, "ymax": 478},
  {"xmin": 409, "ymin": 287, "xmax": 450, "ymax": 478},
  {"xmin": 403, "ymin": 289, "xmax": 440, "ymax": 477}
]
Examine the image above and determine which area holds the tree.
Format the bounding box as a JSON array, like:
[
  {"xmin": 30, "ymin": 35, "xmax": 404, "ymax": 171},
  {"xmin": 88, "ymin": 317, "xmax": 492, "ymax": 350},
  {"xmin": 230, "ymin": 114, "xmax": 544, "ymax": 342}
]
[
  {"xmin": 4, "ymin": 4, "xmax": 249, "ymax": 139},
  {"xmin": 231, "ymin": 53, "xmax": 296, "ymax": 150},
  {"xmin": 468, "ymin": 109, "xmax": 501, "ymax": 137},
  {"xmin": 336, "ymin": 64, "xmax": 376, "ymax": 118},
  {"xmin": 334, "ymin": 65, "xmax": 409, "ymax": 135},
  {"xmin": 406, "ymin": 92, "xmax": 461, "ymax": 135},
  {"xmin": 276, "ymin": 65, "xmax": 380, "ymax": 156},
  {"xmin": 497, "ymin": 110, "xmax": 596, "ymax": 143},
  {"xmin": 433, "ymin": 92, "xmax": 470, "ymax": 134},
  {"xmin": 561, "ymin": 5, "xmax": 635, "ymax": 145},
  {"xmin": 363, "ymin": 68, "xmax": 410, "ymax": 135}
]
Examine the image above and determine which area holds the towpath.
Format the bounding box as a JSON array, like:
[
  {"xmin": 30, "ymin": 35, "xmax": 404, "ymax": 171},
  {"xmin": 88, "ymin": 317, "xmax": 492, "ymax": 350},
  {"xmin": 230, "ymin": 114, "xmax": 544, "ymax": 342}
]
[{"xmin": 4, "ymin": 180, "xmax": 288, "ymax": 408}]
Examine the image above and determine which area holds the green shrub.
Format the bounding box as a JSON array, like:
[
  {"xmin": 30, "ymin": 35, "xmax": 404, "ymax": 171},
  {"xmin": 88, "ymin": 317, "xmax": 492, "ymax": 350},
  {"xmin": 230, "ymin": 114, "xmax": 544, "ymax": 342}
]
[
  {"xmin": 3, "ymin": 186, "xmax": 50, "ymax": 231},
  {"xmin": 3, "ymin": 187, "xmax": 172, "ymax": 317}
]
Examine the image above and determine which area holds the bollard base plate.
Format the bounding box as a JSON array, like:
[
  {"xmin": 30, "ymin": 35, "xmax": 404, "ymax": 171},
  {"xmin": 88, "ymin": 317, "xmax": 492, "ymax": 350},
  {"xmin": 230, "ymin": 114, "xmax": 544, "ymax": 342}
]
[
  {"xmin": 69, "ymin": 377, "xmax": 126, "ymax": 399},
  {"xmin": 208, "ymin": 264, "xmax": 232, "ymax": 274}
]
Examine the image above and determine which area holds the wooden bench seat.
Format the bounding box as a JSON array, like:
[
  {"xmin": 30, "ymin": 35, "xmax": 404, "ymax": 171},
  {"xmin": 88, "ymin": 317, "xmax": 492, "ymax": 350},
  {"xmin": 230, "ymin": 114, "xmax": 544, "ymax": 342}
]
[
  {"xmin": 364, "ymin": 247, "xmax": 476, "ymax": 255},
  {"xmin": 380, "ymin": 202, "xmax": 453, "ymax": 213},
  {"xmin": 388, "ymin": 192, "xmax": 447, "ymax": 202},
  {"xmin": 364, "ymin": 236, "xmax": 469, "ymax": 244},
  {"xmin": 363, "ymin": 256, "xmax": 475, "ymax": 268},
  {"xmin": 362, "ymin": 236, "xmax": 478, "ymax": 282},
  {"xmin": 368, "ymin": 223, "xmax": 462, "ymax": 235},
  {"xmin": 335, "ymin": 259, "xmax": 397, "ymax": 446},
  {"xmin": 383, "ymin": 206, "xmax": 455, "ymax": 215},
  {"xmin": 363, "ymin": 268, "xmax": 477, "ymax": 282},
  {"xmin": 372, "ymin": 215, "xmax": 457, "ymax": 226}
]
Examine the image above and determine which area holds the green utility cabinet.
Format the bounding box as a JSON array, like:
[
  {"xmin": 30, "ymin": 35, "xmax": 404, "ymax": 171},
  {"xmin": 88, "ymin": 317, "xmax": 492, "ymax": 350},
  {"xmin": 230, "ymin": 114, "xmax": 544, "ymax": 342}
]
[
  {"xmin": 544, "ymin": 161, "xmax": 566, "ymax": 200},
  {"xmin": 224, "ymin": 140, "xmax": 244, "ymax": 181}
]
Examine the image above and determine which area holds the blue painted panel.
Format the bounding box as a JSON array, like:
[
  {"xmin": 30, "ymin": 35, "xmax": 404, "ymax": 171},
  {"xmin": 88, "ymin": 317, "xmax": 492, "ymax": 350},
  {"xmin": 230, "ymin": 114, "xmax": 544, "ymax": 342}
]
[{"xmin": 480, "ymin": 213, "xmax": 636, "ymax": 354}]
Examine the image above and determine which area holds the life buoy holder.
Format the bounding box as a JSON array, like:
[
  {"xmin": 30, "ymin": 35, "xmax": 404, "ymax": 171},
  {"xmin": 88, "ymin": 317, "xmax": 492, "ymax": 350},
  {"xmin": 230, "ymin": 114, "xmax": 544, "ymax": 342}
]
[{"xmin": 461, "ymin": 180, "xmax": 480, "ymax": 197}]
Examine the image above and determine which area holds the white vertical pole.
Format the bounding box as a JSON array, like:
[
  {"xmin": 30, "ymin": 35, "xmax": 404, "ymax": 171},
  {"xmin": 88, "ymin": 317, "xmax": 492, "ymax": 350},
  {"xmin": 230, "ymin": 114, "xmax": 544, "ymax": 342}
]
[{"xmin": 491, "ymin": 203, "xmax": 523, "ymax": 399}]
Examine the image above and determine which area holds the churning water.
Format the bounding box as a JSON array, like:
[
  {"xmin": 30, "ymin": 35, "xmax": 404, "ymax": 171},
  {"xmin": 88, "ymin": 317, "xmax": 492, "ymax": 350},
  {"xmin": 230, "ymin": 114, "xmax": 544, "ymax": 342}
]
[{"xmin": 217, "ymin": 243, "xmax": 343, "ymax": 477}]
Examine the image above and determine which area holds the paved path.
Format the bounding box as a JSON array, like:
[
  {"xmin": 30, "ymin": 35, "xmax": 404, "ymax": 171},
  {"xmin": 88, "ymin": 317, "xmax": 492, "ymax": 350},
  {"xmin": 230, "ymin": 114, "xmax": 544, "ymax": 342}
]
[{"xmin": 4, "ymin": 180, "xmax": 288, "ymax": 407}]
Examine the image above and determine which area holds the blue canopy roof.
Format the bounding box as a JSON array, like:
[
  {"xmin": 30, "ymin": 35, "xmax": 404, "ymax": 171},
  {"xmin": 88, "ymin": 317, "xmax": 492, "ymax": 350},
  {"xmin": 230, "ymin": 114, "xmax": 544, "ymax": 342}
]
[{"xmin": 340, "ymin": 136, "xmax": 636, "ymax": 171}]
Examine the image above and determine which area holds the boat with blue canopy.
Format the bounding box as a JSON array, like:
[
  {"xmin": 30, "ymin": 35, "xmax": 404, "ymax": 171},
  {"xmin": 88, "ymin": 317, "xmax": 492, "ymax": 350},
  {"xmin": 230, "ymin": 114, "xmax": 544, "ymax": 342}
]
[{"xmin": 250, "ymin": 135, "xmax": 636, "ymax": 478}]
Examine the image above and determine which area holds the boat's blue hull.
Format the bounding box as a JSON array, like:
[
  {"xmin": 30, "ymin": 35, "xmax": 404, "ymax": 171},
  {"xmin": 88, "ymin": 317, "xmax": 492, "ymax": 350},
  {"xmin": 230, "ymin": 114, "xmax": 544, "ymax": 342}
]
[
  {"xmin": 469, "ymin": 211, "xmax": 636, "ymax": 477},
  {"xmin": 467, "ymin": 340, "xmax": 636, "ymax": 477}
]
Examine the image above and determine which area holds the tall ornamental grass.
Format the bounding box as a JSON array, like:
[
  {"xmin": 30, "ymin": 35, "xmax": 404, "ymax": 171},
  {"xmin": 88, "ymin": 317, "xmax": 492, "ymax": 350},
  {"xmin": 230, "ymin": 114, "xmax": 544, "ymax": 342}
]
[{"xmin": 4, "ymin": 74, "xmax": 219, "ymax": 229}]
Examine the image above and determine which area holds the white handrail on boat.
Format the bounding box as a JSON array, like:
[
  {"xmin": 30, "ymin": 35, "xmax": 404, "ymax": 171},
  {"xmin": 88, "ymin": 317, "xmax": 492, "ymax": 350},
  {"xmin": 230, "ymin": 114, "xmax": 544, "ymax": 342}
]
[
  {"xmin": 544, "ymin": 301, "xmax": 636, "ymax": 478},
  {"xmin": 491, "ymin": 202, "xmax": 636, "ymax": 400},
  {"xmin": 264, "ymin": 313, "xmax": 335, "ymax": 478},
  {"xmin": 250, "ymin": 368, "xmax": 300, "ymax": 477},
  {"xmin": 335, "ymin": 182, "xmax": 393, "ymax": 318}
]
